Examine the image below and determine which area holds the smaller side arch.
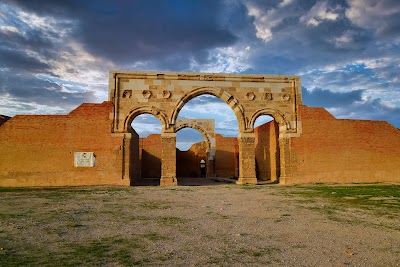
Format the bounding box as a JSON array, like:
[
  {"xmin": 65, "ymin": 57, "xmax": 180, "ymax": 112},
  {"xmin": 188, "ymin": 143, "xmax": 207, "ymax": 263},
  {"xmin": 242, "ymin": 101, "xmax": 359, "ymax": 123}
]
[
  {"xmin": 248, "ymin": 108, "xmax": 290, "ymax": 133},
  {"xmin": 175, "ymin": 124, "xmax": 212, "ymax": 151},
  {"xmin": 124, "ymin": 106, "xmax": 168, "ymax": 132}
]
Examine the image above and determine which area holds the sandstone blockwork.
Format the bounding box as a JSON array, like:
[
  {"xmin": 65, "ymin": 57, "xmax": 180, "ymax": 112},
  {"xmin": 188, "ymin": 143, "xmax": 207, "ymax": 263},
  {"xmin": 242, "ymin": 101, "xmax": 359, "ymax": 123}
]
[{"xmin": 0, "ymin": 71, "xmax": 399, "ymax": 187}]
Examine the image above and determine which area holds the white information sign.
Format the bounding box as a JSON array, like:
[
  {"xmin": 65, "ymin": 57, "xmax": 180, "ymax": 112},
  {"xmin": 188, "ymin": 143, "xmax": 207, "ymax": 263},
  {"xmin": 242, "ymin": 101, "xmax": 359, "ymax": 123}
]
[{"xmin": 74, "ymin": 152, "xmax": 96, "ymax": 167}]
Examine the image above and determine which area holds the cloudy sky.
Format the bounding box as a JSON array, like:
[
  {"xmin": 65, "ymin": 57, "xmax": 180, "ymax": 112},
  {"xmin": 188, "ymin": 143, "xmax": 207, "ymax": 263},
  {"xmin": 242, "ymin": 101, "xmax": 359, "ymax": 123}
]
[{"xmin": 1, "ymin": 0, "xmax": 399, "ymax": 150}]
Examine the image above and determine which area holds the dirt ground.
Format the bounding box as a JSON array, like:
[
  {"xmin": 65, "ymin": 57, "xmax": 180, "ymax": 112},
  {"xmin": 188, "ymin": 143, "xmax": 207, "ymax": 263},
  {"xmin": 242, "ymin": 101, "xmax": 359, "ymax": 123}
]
[{"xmin": 0, "ymin": 180, "xmax": 399, "ymax": 266}]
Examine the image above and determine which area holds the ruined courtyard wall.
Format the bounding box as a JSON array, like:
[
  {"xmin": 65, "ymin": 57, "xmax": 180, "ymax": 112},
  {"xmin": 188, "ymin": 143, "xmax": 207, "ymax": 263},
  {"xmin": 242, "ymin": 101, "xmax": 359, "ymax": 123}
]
[
  {"xmin": 286, "ymin": 105, "xmax": 400, "ymax": 184},
  {"xmin": 254, "ymin": 121, "xmax": 279, "ymax": 181},
  {"xmin": 139, "ymin": 134, "xmax": 162, "ymax": 178},
  {"xmin": 215, "ymin": 134, "xmax": 239, "ymax": 178},
  {"xmin": 176, "ymin": 150, "xmax": 196, "ymax": 177},
  {"xmin": 176, "ymin": 141, "xmax": 207, "ymax": 177},
  {"xmin": 140, "ymin": 134, "xmax": 237, "ymax": 178},
  {"xmin": 0, "ymin": 102, "xmax": 130, "ymax": 187}
]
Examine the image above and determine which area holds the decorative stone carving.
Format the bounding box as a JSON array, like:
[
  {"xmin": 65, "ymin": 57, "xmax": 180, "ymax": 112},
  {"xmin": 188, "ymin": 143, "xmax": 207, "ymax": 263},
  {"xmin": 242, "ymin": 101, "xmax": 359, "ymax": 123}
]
[
  {"xmin": 264, "ymin": 92, "xmax": 273, "ymax": 100},
  {"xmin": 282, "ymin": 93, "xmax": 290, "ymax": 101},
  {"xmin": 122, "ymin": 90, "xmax": 132, "ymax": 98},
  {"xmin": 264, "ymin": 93, "xmax": 272, "ymax": 101},
  {"xmin": 161, "ymin": 90, "xmax": 171, "ymax": 99},
  {"xmin": 142, "ymin": 90, "xmax": 152, "ymax": 99},
  {"xmin": 245, "ymin": 92, "xmax": 255, "ymax": 100}
]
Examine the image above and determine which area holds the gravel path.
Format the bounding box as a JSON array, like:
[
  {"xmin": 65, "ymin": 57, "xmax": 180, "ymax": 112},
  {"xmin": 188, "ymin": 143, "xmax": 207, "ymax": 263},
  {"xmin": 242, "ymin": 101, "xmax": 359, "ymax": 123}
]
[{"xmin": 0, "ymin": 182, "xmax": 399, "ymax": 266}]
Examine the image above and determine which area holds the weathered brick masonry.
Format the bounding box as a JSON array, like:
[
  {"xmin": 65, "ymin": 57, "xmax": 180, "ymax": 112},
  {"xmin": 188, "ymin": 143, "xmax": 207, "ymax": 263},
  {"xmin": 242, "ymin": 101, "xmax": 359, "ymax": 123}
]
[
  {"xmin": 285, "ymin": 105, "xmax": 400, "ymax": 184},
  {"xmin": 0, "ymin": 102, "xmax": 133, "ymax": 187}
]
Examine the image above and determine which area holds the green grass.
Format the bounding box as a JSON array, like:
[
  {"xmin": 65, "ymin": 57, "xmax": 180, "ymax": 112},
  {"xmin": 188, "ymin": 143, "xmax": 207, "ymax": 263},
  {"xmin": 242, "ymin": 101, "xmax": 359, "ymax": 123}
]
[
  {"xmin": 291, "ymin": 185, "xmax": 400, "ymax": 209},
  {"xmin": 280, "ymin": 184, "xmax": 400, "ymax": 229}
]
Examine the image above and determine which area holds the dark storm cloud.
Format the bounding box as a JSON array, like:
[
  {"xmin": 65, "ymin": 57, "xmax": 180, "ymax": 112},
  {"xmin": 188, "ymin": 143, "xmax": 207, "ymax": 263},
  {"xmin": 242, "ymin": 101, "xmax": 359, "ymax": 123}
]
[
  {"xmin": 0, "ymin": 46, "xmax": 52, "ymax": 74},
  {"xmin": 302, "ymin": 87, "xmax": 363, "ymax": 108},
  {"xmin": 8, "ymin": 0, "xmax": 238, "ymax": 65},
  {"xmin": 242, "ymin": 0, "xmax": 392, "ymax": 75},
  {"xmin": 302, "ymin": 87, "xmax": 400, "ymax": 128}
]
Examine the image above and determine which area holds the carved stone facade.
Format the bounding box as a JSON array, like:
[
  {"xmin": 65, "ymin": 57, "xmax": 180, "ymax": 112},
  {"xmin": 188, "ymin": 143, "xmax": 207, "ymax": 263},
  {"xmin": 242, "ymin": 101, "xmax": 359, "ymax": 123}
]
[{"xmin": 109, "ymin": 71, "xmax": 302, "ymax": 185}]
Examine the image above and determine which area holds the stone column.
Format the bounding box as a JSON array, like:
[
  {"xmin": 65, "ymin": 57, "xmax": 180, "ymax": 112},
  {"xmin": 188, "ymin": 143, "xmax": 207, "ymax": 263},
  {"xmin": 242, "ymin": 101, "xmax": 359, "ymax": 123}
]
[
  {"xmin": 278, "ymin": 137, "xmax": 290, "ymax": 185},
  {"xmin": 160, "ymin": 133, "xmax": 177, "ymax": 186},
  {"xmin": 111, "ymin": 132, "xmax": 131, "ymax": 186},
  {"xmin": 237, "ymin": 133, "xmax": 257, "ymax": 185},
  {"xmin": 207, "ymin": 149, "xmax": 216, "ymax": 178}
]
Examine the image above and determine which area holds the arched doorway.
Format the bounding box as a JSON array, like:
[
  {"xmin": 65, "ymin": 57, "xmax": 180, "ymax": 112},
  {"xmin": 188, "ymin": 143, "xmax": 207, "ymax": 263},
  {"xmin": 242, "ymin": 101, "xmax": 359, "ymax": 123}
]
[
  {"xmin": 176, "ymin": 94, "xmax": 239, "ymax": 181},
  {"xmin": 175, "ymin": 127, "xmax": 206, "ymax": 179},
  {"xmin": 130, "ymin": 113, "xmax": 163, "ymax": 185},
  {"xmin": 200, "ymin": 159, "xmax": 206, "ymax": 177}
]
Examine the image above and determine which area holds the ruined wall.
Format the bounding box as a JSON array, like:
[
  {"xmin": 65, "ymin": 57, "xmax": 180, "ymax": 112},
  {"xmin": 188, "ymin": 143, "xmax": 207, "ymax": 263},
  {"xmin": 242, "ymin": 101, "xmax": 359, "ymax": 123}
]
[
  {"xmin": 176, "ymin": 141, "xmax": 207, "ymax": 177},
  {"xmin": 140, "ymin": 134, "xmax": 237, "ymax": 179},
  {"xmin": 0, "ymin": 102, "xmax": 131, "ymax": 187},
  {"xmin": 215, "ymin": 134, "xmax": 239, "ymax": 178},
  {"xmin": 176, "ymin": 150, "xmax": 196, "ymax": 177},
  {"xmin": 287, "ymin": 105, "xmax": 400, "ymax": 184},
  {"xmin": 254, "ymin": 121, "xmax": 280, "ymax": 181},
  {"xmin": 139, "ymin": 134, "xmax": 162, "ymax": 178}
]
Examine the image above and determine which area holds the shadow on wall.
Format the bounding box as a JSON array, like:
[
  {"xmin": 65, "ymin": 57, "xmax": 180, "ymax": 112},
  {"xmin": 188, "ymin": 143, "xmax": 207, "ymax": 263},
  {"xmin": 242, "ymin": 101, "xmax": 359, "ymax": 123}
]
[
  {"xmin": 177, "ymin": 149, "xmax": 197, "ymax": 177},
  {"xmin": 255, "ymin": 120, "xmax": 280, "ymax": 182},
  {"xmin": 141, "ymin": 150, "xmax": 161, "ymax": 178}
]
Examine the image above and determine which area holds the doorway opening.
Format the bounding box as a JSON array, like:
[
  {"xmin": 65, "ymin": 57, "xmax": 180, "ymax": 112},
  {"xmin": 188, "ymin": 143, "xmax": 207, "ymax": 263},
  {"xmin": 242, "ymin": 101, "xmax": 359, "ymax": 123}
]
[
  {"xmin": 176, "ymin": 127, "xmax": 206, "ymax": 179},
  {"xmin": 200, "ymin": 159, "xmax": 206, "ymax": 177},
  {"xmin": 131, "ymin": 113, "xmax": 162, "ymax": 185},
  {"xmin": 176, "ymin": 94, "xmax": 239, "ymax": 184},
  {"xmin": 254, "ymin": 115, "xmax": 280, "ymax": 183}
]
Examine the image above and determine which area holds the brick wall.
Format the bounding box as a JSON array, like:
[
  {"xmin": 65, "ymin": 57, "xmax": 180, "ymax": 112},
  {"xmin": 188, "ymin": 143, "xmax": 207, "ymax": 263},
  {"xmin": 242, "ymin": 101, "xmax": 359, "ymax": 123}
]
[
  {"xmin": 139, "ymin": 134, "xmax": 162, "ymax": 178},
  {"xmin": 215, "ymin": 134, "xmax": 239, "ymax": 178},
  {"xmin": 4, "ymin": 102, "xmax": 396, "ymax": 187},
  {"xmin": 176, "ymin": 141, "xmax": 207, "ymax": 177},
  {"xmin": 287, "ymin": 105, "xmax": 400, "ymax": 184},
  {"xmin": 0, "ymin": 102, "xmax": 131, "ymax": 187},
  {"xmin": 139, "ymin": 134, "xmax": 238, "ymax": 179}
]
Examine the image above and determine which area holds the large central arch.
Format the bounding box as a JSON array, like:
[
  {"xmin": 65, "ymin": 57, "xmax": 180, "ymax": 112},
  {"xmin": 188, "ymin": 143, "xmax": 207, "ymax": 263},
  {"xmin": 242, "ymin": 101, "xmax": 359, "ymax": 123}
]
[{"xmin": 109, "ymin": 71, "xmax": 302, "ymax": 185}]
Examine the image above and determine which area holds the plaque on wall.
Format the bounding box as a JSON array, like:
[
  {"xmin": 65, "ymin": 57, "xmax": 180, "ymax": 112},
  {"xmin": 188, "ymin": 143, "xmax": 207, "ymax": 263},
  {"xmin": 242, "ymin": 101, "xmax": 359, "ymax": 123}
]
[{"xmin": 74, "ymin": 152, "xmax": 96, "ymax": 167}]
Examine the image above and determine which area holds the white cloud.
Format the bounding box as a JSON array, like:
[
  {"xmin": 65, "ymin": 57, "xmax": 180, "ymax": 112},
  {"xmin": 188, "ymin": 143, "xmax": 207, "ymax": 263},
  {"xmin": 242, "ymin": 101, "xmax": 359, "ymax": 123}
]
[
  {"xmin": 0, "ymin": 96, "xmax": 67, "ymax": 116},
  {"xmin": 279, "ymin": 0, "xmax": 294, "ymax": 8},
  {"xmin": 332, "ymin": 30, "xmax": 355, "ymax": 48},
  {"xmin": 346, "ymin": 0, "xmax": 400, "ymax": 34},
  {"xmin": 190, "ymin": 46, "xmax": 251, "ymax": 73},
  {"xmin": 0, "ymin": 25, "xmax": 19, "ymax": 33},
  {"xmin": 300, "ymin": 1, "xmax": 340, "ymax": 27},
  {"xmin": 245, "ymin": 1, "xmax": 287, "ymax": 43}
]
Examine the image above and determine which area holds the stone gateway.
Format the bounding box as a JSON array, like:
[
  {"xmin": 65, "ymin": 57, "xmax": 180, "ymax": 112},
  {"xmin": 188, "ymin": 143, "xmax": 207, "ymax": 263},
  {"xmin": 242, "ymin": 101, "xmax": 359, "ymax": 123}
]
[{"xmin": 0, "ymin": 71, "xmax": 399, "ymax": 187}]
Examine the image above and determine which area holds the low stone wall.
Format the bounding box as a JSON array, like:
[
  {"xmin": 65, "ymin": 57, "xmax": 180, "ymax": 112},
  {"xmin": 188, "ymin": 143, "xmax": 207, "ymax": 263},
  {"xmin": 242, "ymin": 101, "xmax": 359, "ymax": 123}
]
[
  {"xmin": 287, "ymin": 105, "xmax": 400, "ymax": 184},
  {"xmin": 0, "ymin": 102, "xmax": 131, "ymax": 187}
]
